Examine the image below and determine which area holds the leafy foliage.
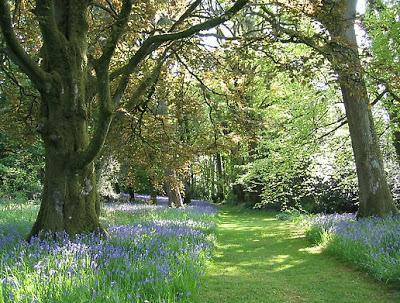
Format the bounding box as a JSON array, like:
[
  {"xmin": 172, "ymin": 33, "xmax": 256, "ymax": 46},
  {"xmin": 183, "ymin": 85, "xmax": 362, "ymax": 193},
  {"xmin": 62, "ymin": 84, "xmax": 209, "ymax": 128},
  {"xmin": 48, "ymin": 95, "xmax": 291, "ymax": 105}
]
[{"xmin": 0, "ymin": 133, "xmax": 43, "ymax": 200}]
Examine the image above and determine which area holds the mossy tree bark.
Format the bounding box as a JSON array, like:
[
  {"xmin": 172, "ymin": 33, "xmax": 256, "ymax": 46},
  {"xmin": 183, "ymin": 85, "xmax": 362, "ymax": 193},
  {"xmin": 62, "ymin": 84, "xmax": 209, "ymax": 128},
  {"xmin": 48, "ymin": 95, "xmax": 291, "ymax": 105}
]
[
  {"xmin": 0, "ymin": 0, "xmax": 133, "ymax": 236},
  {"xmin": 27, "ymin": 0, "xmax": 110, "ymax": 236}
]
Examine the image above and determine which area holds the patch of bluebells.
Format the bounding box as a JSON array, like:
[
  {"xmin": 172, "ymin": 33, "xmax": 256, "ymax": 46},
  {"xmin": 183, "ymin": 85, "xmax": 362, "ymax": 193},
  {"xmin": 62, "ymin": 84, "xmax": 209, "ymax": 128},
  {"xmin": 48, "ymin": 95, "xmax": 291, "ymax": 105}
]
[
  {"xmin": 105, "ymin": 198, "xmax": 217, "ymax": 216},
  {"xmin": 104, "ymin": 198, "xmax": 217, "ymax": 233},
  {"xmin": 0, "ymin": 200, "xmax": 216, "ymax": 302},
  {"xmin": 306, "ymin": 213, "xmax": 400, "ymax": 282}
]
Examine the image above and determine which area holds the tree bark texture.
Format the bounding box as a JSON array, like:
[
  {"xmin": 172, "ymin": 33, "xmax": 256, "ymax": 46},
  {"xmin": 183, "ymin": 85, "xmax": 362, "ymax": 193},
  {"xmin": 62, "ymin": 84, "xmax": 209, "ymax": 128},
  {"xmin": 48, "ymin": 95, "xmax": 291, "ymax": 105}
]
[
  {"xmin": 215, "ymin": 153, "xmax": 224, "ymax": 203},
  {"xmin": 165, "ymin": 169, "xmax": 184, "ymax": 208},
  {"xmin": 27, "ymin": 1, "xmax": 105, "ymax": 237},
  {"xmin": 319, "ymin": 0, "xmax": 397, "ymax": 217}
]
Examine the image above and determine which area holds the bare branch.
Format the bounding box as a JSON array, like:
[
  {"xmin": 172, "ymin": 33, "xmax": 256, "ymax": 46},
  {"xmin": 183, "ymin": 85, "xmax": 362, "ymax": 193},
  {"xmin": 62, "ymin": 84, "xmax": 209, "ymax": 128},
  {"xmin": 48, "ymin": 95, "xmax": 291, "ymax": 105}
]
[
  {"xmin": 90, "ymin": 3, "xmax": 118, "ymax": 19},
  {"xmin": 169, "ymin": 0, "xmax": 202, "ymax": 32}
]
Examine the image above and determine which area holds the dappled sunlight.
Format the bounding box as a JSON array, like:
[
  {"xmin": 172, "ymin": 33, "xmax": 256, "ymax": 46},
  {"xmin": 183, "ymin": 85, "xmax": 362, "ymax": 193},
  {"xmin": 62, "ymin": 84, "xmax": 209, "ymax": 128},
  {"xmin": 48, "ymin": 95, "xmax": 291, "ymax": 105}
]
[
  {"xmin": 298, "ymin": 246, "xmax": 322, "ymax": 255},
  {"xmin": 201, "ymin": 207, "xmax": 400, "ymax": 303},
  {"xmin": 221, "ymin": 225, "xmax": 265, "ymax": 232},
  {"xmin": 262, "ymin": 217, "xmax": 277, "ymax": 222},
  {"xmin": 217, "ymin": 243, "xmax": 242, "ymax": 250}
]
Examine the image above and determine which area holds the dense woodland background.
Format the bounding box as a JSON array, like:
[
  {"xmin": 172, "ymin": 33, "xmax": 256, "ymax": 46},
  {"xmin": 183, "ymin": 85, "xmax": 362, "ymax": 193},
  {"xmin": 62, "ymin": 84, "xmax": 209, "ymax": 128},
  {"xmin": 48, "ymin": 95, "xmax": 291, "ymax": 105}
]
[{"xmin": 0, "ymin": 0, "xmax": 399, "ymax": 232}]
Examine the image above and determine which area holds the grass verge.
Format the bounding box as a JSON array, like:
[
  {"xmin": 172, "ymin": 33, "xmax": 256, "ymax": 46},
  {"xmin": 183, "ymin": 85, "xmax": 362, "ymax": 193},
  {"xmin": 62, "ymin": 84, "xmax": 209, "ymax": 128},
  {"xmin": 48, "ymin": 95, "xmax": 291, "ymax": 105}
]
[
  {"xmin": 304, "ymin": 213, "xmax": 400, "ymax": 283},
  {"xmin": 200, "ymin": 206, "xmax": 400, "ymax": 303}
]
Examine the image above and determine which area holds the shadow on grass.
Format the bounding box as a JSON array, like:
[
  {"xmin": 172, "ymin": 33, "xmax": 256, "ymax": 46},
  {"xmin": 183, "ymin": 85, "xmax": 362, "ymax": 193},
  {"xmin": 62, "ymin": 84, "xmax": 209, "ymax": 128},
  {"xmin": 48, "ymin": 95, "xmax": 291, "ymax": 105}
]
[{"xmin": 200, "ymin": 208, "xmax": 400, "ymax": 303}]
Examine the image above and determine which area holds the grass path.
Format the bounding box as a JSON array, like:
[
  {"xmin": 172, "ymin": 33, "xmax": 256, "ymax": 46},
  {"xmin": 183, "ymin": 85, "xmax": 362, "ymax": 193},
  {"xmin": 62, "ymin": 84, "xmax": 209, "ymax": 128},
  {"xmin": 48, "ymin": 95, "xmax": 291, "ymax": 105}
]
[{"xmin": 200, "ymin": 207, "xmax": 400, "ymax": 303}]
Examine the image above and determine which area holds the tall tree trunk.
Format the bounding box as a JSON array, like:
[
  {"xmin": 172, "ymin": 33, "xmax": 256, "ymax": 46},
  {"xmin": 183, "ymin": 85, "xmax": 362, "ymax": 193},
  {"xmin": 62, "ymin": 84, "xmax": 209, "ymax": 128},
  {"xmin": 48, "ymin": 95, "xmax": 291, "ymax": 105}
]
[
  {"xmin": 183, "ymin": 179, "xmax": 192, "ymax": 204},
  {"xmin": 31, "ymin": 89, "xmax": 100, "ymax": 236},
  {"xmin": 338, "ymin": 78, "xmax": 396, "ymax": 216},
  {"xmin": 215, "ymin": 153, "xmax": 224, "ymax": 203},
  {"xmin": 28, "ymin": 1, "xmax": 105, "ymax": 237},
  {"xmin": 210, "ymin": 157, "xmax": 216, "ymax": 202},
  {"xmin": 165, "ymin": 169, "xmax": 184, "ymax": 208},
  {"xmin": 319, "ymin": 0, "xmax": 397, "ymax": 217},
  {"xmin": 183, "ymin": 165, "xmax": 194, "ymax": 204}
]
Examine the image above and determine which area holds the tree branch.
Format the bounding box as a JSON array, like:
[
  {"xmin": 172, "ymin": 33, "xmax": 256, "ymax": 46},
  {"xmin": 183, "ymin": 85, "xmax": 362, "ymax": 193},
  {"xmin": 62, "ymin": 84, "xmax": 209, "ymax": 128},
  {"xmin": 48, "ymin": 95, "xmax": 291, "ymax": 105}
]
[
  {"xmin": 255, "ymin": 6, "xmax": 331, "ymax": 56},
  {"xmin": 74, "ymin": 0, "xmax": 133, "ymax": 168},
  {"xmin": 35, "ymin": 0, "xmax": 65, "ymax": 55},
  {"xmin": 96, "ymin": 0, "xmax": 133, "ymax": 68},
  {"xmin": 318, "ymin": 90, "xmax": 387, "ymax": 140},
  {"xmin": 76, "ymin": 53, "xmax": 167, "ymax": 168},
  {"xmin": 110, "ymin": 0, "xmax": 249, "ymax": 81},
  {"xmin": 169, "ymin": 0, "xmax": 202, "ymax": 32},
  {"xmin": 91, "ymin": 3, "xmax": 118, "ymax": 19},
  {"xmin": 77, "ymin": 0, "xmax": 248, "ymax": 168},
  {"xmin": 175, "ymin": 52, "xmax": 226, "ymax": 96},
  {"xmin": 0, "ymin": 0, "xmax": 49, "ymax": 90}
]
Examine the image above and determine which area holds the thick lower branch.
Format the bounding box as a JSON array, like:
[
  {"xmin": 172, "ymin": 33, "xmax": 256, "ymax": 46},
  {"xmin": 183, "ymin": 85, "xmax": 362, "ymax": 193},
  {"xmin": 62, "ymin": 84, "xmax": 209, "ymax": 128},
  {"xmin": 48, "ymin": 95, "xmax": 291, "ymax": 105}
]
[{"xmin": 0, "ymin": 0, "xmax": 50, "ymax": 90}]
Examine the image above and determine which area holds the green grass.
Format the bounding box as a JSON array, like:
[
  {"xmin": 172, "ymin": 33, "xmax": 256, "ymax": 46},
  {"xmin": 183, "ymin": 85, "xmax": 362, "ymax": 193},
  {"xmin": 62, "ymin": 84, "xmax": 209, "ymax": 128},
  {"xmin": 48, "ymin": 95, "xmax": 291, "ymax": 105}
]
[
  {"xmin": 3, "ymin": 201, "xmax": 400, "ymax": 302},
  {"xmin": 0, "ymin": 201, "xmax": 39, "ymax": 235},
  {"xmin": 200, "ymin": 207, "xmax": 400, "ymax": 303}
]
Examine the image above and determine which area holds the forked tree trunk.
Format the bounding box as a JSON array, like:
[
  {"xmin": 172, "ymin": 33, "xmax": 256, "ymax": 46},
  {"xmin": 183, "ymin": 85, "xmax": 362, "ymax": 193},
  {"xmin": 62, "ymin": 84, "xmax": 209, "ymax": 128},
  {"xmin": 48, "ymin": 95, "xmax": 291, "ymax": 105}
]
[
  {"xmin": 319, "ymin": 0, "xmax": 397, "ymax": 217},
  {"xmin": 27, "ymin": 1, "xmax": 105, "ymax": 237}
]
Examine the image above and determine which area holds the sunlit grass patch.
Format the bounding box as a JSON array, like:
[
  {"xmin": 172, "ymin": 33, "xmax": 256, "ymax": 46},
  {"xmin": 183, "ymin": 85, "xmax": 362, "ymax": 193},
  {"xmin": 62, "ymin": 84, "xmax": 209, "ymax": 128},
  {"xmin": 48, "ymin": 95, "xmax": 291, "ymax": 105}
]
[{"xmin": 201, "ymin": 206, "xmax": 400, "ymax": 303}]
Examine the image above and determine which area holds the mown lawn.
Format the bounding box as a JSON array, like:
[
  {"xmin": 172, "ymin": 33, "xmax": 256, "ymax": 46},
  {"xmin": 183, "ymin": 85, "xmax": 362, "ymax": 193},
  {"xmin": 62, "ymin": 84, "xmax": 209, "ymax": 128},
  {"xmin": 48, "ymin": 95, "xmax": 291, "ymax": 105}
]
[{"xmin": 200, "ymin": 207, "xmax": 400, "ymax": 303}]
